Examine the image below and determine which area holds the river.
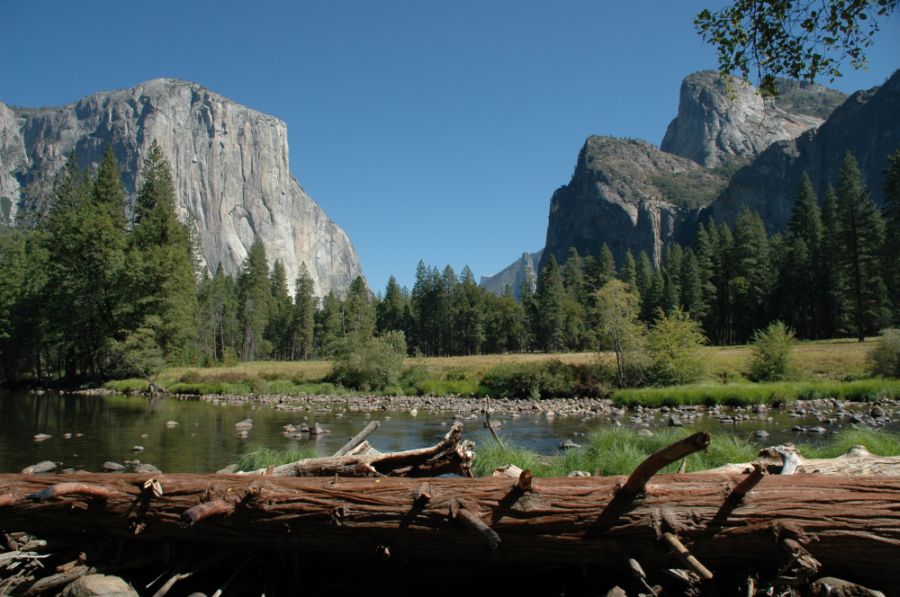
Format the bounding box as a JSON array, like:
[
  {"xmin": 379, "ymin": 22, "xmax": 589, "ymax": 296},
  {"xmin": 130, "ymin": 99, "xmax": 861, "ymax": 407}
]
[{"xmin": 0, "ymin": 391, "xmax": 892, "ymax": 473}]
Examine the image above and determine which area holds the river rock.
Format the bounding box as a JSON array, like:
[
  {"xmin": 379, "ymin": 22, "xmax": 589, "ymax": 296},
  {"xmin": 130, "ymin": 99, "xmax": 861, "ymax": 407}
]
[
  {"xmin": 667, "ymin": 415, "xmax": 683, "ymax": 427},
  {"xmin": 234, "ymin": 418, "xmax": 253, "ymax": 430},
  {"xmin": 310, "ymin": 422, "xmax": 329, "ymax": 436},
  {"xmin": 132, "ymin": 445, "xmax": 144, "ymax": 452},
  {"xmin": 61, "ymin": 573, "xmax": 138, "ymax": 597},
  {"xmin": 133, "ymin": 463, "xmax": 161, "ymax": 474},
  {"xmin": 637, "ymin": 429, "xmax": 654, "ymax": 437},
  {"xmin": 871, "ymin": 405, "xmax": 885, "ymax": 418},
  {"xmin": 216, "ymin": 464, "xmax": 239, "ymax": 474},
  {"xmin": 21, "ymin": 460, "xmax": 57, "ymax": 474},
  {"xmin": 567, "ymin": 470, "xmax": 592, "ymax": 477},
  {"xmin": 754, "ymin": 430, "xmax": 770, "ymax": 439},
  {"xmin": 63, "ymin": 433, "xmax": 72, "ymax": 439},
  {"xmin": 33, "ymin": 433, "xmax": 51, "ymax": 442},
  {"xmin": 103, "ymin": 461, "xmax": 126, "ymax": 472},
  {"xmin": 165, "ymin": 420, "xmax": 179, "ymax": 428},
  {"xmin": 559, "ymin": 439, "xmax": 582, "ymax": 450}
]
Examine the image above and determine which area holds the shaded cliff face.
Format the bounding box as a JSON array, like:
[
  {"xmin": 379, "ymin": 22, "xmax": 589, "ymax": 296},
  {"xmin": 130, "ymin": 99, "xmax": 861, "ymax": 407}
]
[
  {"xmin": 540, "ymin": 136, "xmax": 727, "ymax": 271},
  {"xmin": 661, "ymin": 71, "xmax": 845, "ymax": 168},
  {"xmin": 707, "ymin": 70, "xmax": 900, "ymax": 232},
  {"xmin": 479, "ymin": 250, "xmax": 541, "ymax": 299},
  {"xmin": 0, "ymin": 78, "xmax": 363, "ymax": 297}
]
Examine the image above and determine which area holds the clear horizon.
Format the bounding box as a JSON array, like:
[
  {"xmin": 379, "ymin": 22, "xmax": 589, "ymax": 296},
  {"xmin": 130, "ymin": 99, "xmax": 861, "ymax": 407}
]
[{"xmin": 2, "ymin": 1, "xmax": 898, "ymax": 294}]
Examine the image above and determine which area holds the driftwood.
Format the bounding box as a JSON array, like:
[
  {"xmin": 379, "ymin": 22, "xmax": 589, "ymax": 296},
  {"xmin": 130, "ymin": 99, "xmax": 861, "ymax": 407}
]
[
  {"xmin": 242, "ymin": 422, "xmax": 474, "ymax": 477},
  {"xmin": 707, "ymin": 444, "xmax": 900, "ymax": 475}
]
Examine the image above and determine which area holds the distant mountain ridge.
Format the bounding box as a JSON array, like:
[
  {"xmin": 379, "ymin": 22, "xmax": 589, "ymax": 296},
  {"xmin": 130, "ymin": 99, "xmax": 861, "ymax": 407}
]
[
  {"xmin": 479, "ymin": 250, "xmax": 541, "ymax": 298},
  {"xmin": 0, "ymin": 78, "xmax": 363, "ymax": 297}
]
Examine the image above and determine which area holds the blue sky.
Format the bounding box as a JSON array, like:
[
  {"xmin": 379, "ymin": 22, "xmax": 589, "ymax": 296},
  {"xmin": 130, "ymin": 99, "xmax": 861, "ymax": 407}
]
[{"xmin": 2, "ymin": 1, "xmax": 898, "ymax": 293}]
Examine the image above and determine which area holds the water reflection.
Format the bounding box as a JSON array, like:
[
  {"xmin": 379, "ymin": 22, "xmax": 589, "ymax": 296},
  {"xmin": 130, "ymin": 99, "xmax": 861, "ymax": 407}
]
[{"xmin": 1, "ymin": 391, "xmax": 891, "ymax": 474}]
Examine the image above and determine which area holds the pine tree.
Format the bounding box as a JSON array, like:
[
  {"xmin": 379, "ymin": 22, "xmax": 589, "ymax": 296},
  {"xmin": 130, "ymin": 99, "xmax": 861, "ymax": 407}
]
[
  {"xmin": 680, "ymin": 249, "xmax": 707, "ymax": 321},
  {"xmin": 129, "ymin": 141, "xmax": 198, "ymax": 362},
  {"xmin": 454, "ymin": 267, "xmax": 486, "ymax": 355},
  {"xmin": 42, "ymin": 150, "xmax": 128, "ymax": 377},
  {"xmin": 536, "ymin": 256, "xmax": 566, "ymax": 352},
  {"xmin": 265, "ymin": 260, "xmax": 293, "ymax": 360},
  {"xmin": 618, "ymin": 250, "xmax": 637, "ymax": 289},
  {"xmin": 376, "ymin": 275, "xmax": 408, "ymax": 335},
  {"xmin": 237, "ymin": 240, "xmax": 271, "ymax": 361},
  {"xmin": 318, "ymin": 291, "xmax": 345, "ymax": 356},
  {"xmin": 835, "ymin": 152, "xmax": 890, "ymax": 340},
  {"xmin": 883, "ymin": 147, "xmax": 900, "ymax": 323},
  {"xmin": 819, "ymin": 186, "xmax": 843, "ymax": 337},
  {"xmin": 292, "ymin": 263, "xmax": 316, "ymax": 360},
  {"xmin": 731, "ymin": 209, "xmax": 771, "ymax": 342},
  {"xmin": 343, "ymin": 276, "xmax": 376, "ymax": 341},
  {"xmin": 777, "ymin": 175, "xmax": 823, "ymax": 337}
]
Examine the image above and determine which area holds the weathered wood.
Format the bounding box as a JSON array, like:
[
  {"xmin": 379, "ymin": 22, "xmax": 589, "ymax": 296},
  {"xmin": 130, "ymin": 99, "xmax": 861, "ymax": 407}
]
[
  {"xmin": 333, "ymin": 421, "xmax": 381, "ymax": 457},
  {"xmin": 708, "ymin": 444, "xmax": 900, "ymax": 476},
  {"xmin": 662, "ymin": 532, "xmax": 713, "ymax": 581},
  {"xmin": 2, "ymin": 472, "xmax": 900, "ymax": 584},
  {"xmin": 243, "ymin": 423, "xmax": 474, "ymax": 477},
  {"xmin": 619, "ymin": 431, "xmax": 709, "ymax": 501}
]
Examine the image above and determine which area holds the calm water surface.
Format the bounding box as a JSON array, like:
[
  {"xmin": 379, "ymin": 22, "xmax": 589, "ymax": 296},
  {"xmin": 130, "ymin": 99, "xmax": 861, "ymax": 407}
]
[{"xmin": 0, "ymin": 391, "xmax": 890, "ymax": 473}]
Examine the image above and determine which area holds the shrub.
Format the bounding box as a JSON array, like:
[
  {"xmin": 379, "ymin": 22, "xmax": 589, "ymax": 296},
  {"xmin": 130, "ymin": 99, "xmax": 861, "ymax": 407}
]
[
  {"xmin": 869, "ymin": 329, "xmax": 900, "ymax": 377},
  {"xmin": 330, "ymin": 331, "xmax": 408, "ymax": 391},
  {"xmin": 644, "ymin": 309, "xmax": 706, "ymax": 385},
  {"xmin": 479, "ymin": 359, "xmax": 576, "ymax": 399},
  {"xmin": 748, "ymin": 321, "xmax": 796, "ymax": 381}
]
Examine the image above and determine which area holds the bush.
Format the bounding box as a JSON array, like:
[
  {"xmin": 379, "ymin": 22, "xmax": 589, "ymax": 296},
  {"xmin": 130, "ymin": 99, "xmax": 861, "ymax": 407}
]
[
  {"xmin": 644, "ymin": 309, "xmax": 706, "ymax": 385},
  {"xmin": 479, "ymin": 359, "xmax": 576, "ymax": 399},
  {"xmin": 330, "ymin": 331, "xmax": 408, "ymax": 391},
  {"xmin": 869, "ymin": 329, "xmax": 900, "ymax": 377},
  {"xmin": 748, "ymin": 321, "xmax": 796, "ymax": 381}
]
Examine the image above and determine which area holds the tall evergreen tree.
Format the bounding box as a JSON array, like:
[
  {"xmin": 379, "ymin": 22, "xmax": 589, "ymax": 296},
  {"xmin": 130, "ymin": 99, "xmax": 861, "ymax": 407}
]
[
  {"xmin": 777, "ymin": 175, "xmax": 823, "ymax": 337},
  {"xmin": 454, "ymin": 267, "xmax": 486, "ymax": 355},
  {"xmin": 731, "ymin": 208, "xmax": 771, "ymax": 342},
  {"xmin": 130, "ymin": 141, "xmax": 198, "ymax": 362},
  {"xmin": 536, "ymin": 256, "xmax": 566, "ymax": 352},
  {"xmin": 343, "ymin": 276, "xmax": 376, "ymax": 341},
  {"xmin": 237, "ymin": 240, "xmax": 271, "ymax": 361},
  {"xmin": 618, "ymin": 250, "xmax": 637, "ymax": 289},
  {"xmin": 265, "ymin": 260, "xmax": 293, "ymax": 360},
  {"xmin": 883, "ymin": 147, "xmax": 900, "ymax": 322},
  {"xmin": 819, "ymin": 186, "xmax": 843, "ymax": 337},
  {"xmin": 376, "ymin": 275, "xmax": 409, "ymax": 336},
  {"xmin": 292, "ymin": 263, "xmax": 316, "ymax": 360},
  {"xmin": 834, "ymin": 152, "xmax": 890, "ymax": 340}
]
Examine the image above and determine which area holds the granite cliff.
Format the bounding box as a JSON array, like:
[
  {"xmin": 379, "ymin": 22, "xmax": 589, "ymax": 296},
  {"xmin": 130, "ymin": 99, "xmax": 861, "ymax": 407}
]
[
  {"xmin": 539, "ymin": 136, "xmax": 727, "ymax": 271},
  {"xmin": 706, "ymin": 69, "xmax": 900, "ymax": 231},
  {"xmin": 661, "ymin": 71, "xmax": 845, "ymax": 168},
  {"xmin": 0, "ymin": 78, "xmax": 363, "ymax": 297}
]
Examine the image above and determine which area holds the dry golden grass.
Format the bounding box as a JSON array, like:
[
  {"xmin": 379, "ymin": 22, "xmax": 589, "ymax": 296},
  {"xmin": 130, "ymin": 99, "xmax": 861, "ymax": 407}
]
[{"xmin": 162, "ymin": 338, "xmax": 873, "ymax": 385}]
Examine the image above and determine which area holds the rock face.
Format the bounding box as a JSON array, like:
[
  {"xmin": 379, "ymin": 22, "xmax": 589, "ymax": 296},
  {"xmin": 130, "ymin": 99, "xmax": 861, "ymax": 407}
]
[
  {"xmin": 661, "ymin": 71, "xmax": 845, "ymax": 168},
  {"xmin": 540, "ymin": 136, "xmax": 727, "ymax": 270},
  {"xmin": 0, "ymin": 78, "xmax": 363, "ymax": 297},
  {"xmin": 479, "ymin": 250, "xmax": 541, "ymax": 298},
  {"xmin": 706, "ymin": 69, "xmax": 900, "ymax": 231}
]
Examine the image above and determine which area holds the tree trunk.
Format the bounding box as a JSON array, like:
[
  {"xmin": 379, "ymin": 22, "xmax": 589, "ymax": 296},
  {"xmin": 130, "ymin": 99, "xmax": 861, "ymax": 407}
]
[{"xmin": 2, "ymin": 472, "xmax": 899, "ymax": 584}]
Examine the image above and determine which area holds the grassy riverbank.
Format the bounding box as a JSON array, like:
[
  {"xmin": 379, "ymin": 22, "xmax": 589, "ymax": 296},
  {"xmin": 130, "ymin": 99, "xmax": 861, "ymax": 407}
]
[
  {"xmin": 232, "ymin": 428, "xmax": 900, "ymax": 477},
  {"xmin": 104, "ymin": 337, "xmax": 894, "ymax": 405},
  {"xmin": 471, "ymin": 427, "xmax": 900, "ymax": 477}
]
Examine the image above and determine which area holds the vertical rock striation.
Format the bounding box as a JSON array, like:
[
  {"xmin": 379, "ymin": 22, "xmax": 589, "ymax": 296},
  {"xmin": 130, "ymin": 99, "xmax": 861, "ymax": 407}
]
[{"xmin": 0, "ymin": 78, "xmax": 363, "ymax": 297}]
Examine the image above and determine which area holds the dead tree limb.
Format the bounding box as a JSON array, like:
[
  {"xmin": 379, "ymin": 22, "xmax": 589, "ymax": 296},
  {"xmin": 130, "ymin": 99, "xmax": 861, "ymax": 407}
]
[
  {"xmin": 243, "ymin": 423, "xmax": 474, "ymax": 478},
  {"xmin": 333, "ymin": 421, "xmax": 380, "ymax": 457}
]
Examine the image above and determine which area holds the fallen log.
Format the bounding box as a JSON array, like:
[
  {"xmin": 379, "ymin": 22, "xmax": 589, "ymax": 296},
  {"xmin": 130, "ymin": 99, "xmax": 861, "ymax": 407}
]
[
  {"xmin": 242, "ymin": 422, "xmax": 474, "ymax": 477},
  {"xmin": 1, "ymin": 470, "xmax": 899, "ymax": 585}
]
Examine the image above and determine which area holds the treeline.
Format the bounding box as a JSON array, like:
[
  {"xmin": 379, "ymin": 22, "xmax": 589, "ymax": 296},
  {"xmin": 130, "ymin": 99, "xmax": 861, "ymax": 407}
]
[{"xmin": 1, "ymin": 148, "xmax": 899, "ymax": 385}]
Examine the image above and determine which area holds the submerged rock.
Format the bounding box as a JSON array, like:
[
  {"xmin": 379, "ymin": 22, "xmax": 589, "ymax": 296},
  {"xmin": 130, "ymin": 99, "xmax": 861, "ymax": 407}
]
[
  {"xmin": 61, "ymin": 573, "xmax": 138, "ymax": 597},
  {"xmin": 33, "ymin": 433, "xmax": 52, "ymax": 442},
  {"xmin": 103, "ymin": 461, "xmax": 126, "ymax": 472},
  {"xmin": 21, "ymin": 460, "xmax": 56, "ymax": 474}
]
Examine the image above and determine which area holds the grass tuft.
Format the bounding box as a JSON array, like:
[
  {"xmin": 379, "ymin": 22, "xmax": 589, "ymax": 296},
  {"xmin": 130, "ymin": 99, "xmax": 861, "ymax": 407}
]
[{"xmin": 236, "ymin": 445, "xmax": 317, "ymax": 471}]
